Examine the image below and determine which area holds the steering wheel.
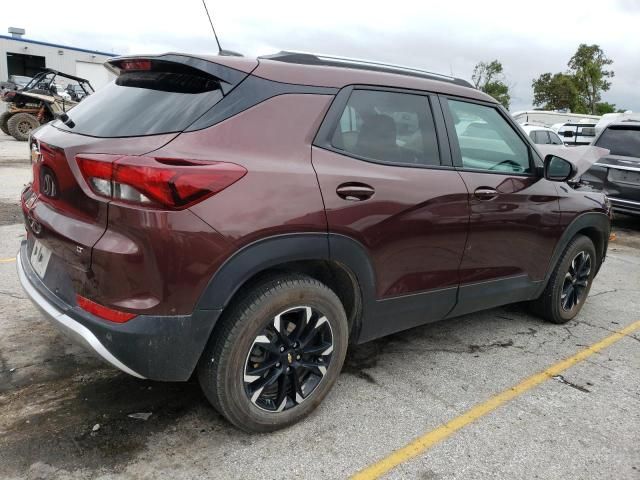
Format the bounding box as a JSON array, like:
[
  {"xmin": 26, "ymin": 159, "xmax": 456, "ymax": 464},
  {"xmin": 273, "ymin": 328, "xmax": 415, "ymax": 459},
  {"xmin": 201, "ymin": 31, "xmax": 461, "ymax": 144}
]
[{"xmin": 490, "ymin": 159, "xmax": 523, "ymax": 173}]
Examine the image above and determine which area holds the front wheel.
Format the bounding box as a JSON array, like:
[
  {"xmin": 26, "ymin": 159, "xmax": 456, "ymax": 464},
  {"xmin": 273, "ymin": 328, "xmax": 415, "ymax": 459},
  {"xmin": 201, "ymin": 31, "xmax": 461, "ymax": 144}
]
[
  {"xmin": 198, "ymin": 274, "xmax": 349, "ymax": 432},
  {"xmin": 531, "ymin": 235, "xmax": 597, "ymax": 324}
]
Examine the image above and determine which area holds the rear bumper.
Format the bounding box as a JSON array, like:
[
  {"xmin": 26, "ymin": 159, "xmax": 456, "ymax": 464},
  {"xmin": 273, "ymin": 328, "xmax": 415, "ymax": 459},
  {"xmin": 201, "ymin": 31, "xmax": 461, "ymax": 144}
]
[
  {"xmin": 17, "ymin": 241, "xmax": 222, "ymax": 381},
  {"xmin": 582, "ymin": 163, "xmax": 640, "ymax": 217}
]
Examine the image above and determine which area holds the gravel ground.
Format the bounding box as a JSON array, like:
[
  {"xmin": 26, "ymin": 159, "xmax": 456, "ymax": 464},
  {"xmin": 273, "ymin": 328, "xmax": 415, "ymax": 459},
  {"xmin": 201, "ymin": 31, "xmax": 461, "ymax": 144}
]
[{"xmin": 0, "ymin": 132, "xmax": 638, "ymax": 480}]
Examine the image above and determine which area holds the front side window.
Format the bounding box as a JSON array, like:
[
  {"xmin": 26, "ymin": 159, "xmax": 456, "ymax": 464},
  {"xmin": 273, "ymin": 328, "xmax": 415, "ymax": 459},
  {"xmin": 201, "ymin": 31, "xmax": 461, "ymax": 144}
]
[
  {"xmin": 549, "ymin": 132, "xmax": 564, "ymax": 145},
  {"xmin": 447, "ymin": 100, "xmax": 531, "ymax": 174},
  {"xmin": 331, "ymin": 90, "xmax": 440, "ymax": 166},
  {"xmin": 595, "ymin": 126, "xmax": 640, "ymax": 157}
]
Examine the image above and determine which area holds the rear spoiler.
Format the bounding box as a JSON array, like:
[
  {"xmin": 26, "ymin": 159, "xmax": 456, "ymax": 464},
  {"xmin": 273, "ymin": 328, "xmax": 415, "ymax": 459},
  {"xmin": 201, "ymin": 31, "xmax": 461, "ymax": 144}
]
[{"xmin": 105, "ymin": 54, "xmax": 251, "ymax": 94}]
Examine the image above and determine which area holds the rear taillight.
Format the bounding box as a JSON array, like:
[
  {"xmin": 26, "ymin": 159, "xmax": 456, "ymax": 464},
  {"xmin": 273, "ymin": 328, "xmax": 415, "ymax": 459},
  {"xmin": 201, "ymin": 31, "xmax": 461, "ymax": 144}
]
[
  {"xmin": 76, "ymin": 294, "xmax": 137, "ymax": 323},
  {"xmin": 76, "ymin": 154, "xmax": 246, "ymax": 210}
]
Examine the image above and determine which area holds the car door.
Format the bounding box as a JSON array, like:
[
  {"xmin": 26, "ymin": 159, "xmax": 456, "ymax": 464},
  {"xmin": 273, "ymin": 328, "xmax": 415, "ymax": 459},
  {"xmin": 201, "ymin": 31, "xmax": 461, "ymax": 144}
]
[
  {"xmin": 312, "ymin": 86, "xmax": 470, "ymax": 340},
  {"xmin": 441, "ymin": 97, "xmax": 563, "ymax": 317}
]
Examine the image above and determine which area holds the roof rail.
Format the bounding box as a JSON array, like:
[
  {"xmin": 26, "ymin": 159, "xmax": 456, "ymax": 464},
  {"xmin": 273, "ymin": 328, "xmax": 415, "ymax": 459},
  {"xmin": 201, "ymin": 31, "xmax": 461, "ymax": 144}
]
[{"xmin": 259, "ymin": 51, "xmax": 474, "ymax": 88}]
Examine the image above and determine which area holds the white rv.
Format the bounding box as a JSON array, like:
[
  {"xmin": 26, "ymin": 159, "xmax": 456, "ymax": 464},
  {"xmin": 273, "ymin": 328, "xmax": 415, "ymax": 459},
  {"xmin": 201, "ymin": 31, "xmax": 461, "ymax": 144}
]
[{"xmin": 512, "ymin": 110, "xmax": 601, "ymax": 128}]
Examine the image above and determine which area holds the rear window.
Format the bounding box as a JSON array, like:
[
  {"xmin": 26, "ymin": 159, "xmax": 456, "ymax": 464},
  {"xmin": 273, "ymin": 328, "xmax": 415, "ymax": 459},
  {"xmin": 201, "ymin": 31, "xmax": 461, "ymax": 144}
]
[
  {"xmin": 54, "ymin": 62, "xmax": 224, "ymax": 137},
  {"xmin": 596, "ymin": 126, "xmax": 640, "ymax": 157}
]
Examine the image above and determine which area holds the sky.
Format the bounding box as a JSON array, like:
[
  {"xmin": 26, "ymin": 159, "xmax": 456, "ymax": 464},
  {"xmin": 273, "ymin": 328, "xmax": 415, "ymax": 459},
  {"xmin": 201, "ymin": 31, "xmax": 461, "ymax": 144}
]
[{"xmin": 3, "ymin": 0, "xmax": 639, "ymax": 112}]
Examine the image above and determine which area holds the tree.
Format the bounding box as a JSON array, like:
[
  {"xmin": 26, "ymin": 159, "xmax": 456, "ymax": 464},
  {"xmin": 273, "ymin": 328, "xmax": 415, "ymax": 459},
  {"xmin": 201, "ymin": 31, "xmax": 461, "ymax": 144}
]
[
  {"xmin": 472, "ymin": 60, "xmax": 511, "ymax": 109},
  {"xmin": 531, "ymin": 72, "xmax": 584, "ymax": 112},
  {"xmin": 568, "ymin": 44, "xmax": 614, "ymax": 115},
  {"xmin": 594, "ymin": 102, "xmax": 617, "ymax": 115}
]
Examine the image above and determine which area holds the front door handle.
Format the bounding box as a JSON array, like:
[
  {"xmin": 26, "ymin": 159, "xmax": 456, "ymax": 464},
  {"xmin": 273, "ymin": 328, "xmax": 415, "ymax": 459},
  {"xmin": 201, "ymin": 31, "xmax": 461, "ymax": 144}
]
[
  {"xmin": 474, "ymin": 187, "xmax": 499, "ymax": 200},
  {"xmin": 336, "ymin": 183, "xmax": 375, "ymax": 201}
]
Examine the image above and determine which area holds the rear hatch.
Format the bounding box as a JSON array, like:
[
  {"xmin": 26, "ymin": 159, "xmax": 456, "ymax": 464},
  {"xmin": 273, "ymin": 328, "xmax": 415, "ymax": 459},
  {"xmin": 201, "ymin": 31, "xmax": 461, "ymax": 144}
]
[
  {"xmin": 592, "ymin": 124, "xmax": 640, "ymax": 201},
  {"xmin": 25, "ymin": 54, "xmax": 256, "ymax": 273}
]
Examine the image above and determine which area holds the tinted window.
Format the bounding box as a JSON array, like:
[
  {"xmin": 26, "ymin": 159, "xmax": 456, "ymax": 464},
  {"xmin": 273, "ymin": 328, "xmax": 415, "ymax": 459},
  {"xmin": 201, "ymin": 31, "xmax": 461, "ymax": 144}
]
[
  {"xmin": 331, "ymin": 90, "xmax": 440, "ymax": 166},
  {"xmin": 595, "ymin": 127, "xmax": 640, "ymax": 157},
  {"xmin": 55, "ymin": 67, "xmax": 224, "ymax": 137},
  {"xmin": 448, "ymin": 100, "xmax": 531, "ymax": 173}
]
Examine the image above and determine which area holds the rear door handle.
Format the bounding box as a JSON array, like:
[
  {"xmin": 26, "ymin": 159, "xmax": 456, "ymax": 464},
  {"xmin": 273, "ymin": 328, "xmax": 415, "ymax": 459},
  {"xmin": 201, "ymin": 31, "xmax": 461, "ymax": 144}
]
[
  {"xmin": 336, "ymin": 183, "xmax": 375, "ymax": 201},
  {"xmin": 473, "ymin": 187, "xmax": 498, "ymax": 200}
]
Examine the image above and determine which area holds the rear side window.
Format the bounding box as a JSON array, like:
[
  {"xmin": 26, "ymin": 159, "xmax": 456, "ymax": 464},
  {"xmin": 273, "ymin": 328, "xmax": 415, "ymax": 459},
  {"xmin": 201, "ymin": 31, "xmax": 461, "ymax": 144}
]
[
  {"xmin": 595, "ymin": 127, "xmax": 640, "ymax": 157},
  {"xmin": 447, "ymin": 100, "xmax": 531, "ymax": 174},
  {"xmin": 55, "ymin": 62, "xmax": 224, "ymax": 137},
  {"xmin": 331, "ymin": 90, "xmax": 440, "ymax": 166}
]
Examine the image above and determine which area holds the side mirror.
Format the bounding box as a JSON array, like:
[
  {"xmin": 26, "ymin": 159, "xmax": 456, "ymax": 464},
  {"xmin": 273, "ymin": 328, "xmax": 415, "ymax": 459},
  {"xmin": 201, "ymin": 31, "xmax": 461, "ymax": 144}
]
[
  {"xmin": 544, "ymin": 155, "xmax": 576, "ymax": 182},
  {"xmin": 562, "ymin": 130, "xmax": 575, "ymax": 138}
]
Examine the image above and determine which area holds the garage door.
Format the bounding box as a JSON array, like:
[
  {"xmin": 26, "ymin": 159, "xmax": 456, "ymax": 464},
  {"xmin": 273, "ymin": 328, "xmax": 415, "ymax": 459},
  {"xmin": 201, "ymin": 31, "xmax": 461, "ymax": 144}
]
[{"xmin": 76, "ymin": 61, "xmax": 115, "ymax": 90}]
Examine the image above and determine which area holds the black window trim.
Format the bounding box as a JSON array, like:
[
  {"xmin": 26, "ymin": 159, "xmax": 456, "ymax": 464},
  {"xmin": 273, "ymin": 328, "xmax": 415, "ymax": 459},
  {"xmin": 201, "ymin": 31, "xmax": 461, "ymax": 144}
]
[
  {"xmin": 438, "ymin": 94, "xmax": 543, "ymax": 177},
  {"xmin": 313, "ymin": 84, "xmax": 453, "ymax": 170}
]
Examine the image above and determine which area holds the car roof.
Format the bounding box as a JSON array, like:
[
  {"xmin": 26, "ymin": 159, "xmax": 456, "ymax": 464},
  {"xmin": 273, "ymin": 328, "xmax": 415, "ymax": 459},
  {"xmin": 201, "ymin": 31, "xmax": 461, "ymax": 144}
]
[
  {"xmin": 253, "ymin": 55, "xmax": 494, "ymax": 103},
  {"xmin": 123, "ymin": 52, "xmax": 496, "ymax": 105},
  {"xmin": 520, "ymin": 124, "xmax": 557, "ymax": 133},
  {"xmin": 605, "ymin": 120, "xmax": 640, "ymax": 128}
]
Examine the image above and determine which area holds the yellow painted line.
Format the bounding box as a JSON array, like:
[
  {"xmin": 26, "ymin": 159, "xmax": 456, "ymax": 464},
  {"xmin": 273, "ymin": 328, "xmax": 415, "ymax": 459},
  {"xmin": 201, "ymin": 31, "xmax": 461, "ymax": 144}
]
[
  {"xmin": 352, "ymin": 319, "xmax": 640, "ymax": 480},
  {"xmin": 0, "ymin": 257, "xmax": 16, "ymax": 264}
]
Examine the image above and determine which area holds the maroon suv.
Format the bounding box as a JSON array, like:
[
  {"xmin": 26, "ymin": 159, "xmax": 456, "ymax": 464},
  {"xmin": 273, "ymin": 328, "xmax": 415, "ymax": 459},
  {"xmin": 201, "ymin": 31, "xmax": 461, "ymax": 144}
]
[{"xmin": 18, "ymin": 51, "xmax": 611, "ymax": 432}]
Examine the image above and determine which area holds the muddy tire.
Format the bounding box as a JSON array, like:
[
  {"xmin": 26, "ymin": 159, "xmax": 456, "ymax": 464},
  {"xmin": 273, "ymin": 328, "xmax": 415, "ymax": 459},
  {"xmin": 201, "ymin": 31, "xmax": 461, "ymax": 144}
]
[
  {"xmin": 7, "ymin": 112, "xmax": 40, "ymax": 141},
  {"xmin": 198, "ymin": 274, "xmax": 349, "ymax": 432},
  {"xmin": 531, "ymin": 235, "xmax": 597, "ymax": 324},
  {"xmin": 0, "ymin": 111, "xmax": 12, "ymax": 136}
]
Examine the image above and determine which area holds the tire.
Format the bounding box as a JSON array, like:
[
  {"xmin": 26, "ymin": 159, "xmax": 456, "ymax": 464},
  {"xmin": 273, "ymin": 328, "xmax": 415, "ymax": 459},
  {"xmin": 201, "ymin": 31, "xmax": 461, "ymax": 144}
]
[
  {"xmin": 7, "ymin": 112, "xmax": 40, "ymax": 141},
  {"xmin": 198, "ymin": 274, "xmax": 349, "ymax": 432},
  {"xmin": 0, "ymin": 111, "xmax": 12, "ymax": 135},
  {"xmin": 531, "ymin": 235, "xmax": 597, "ymax": 324}
]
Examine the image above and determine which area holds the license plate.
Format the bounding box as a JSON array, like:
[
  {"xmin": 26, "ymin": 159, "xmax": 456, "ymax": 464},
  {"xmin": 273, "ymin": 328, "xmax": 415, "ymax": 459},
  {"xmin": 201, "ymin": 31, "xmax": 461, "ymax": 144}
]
[
  {"xmin": 608, "ymin": 168, "xmax": 640, "ymax": 185},
  {"xmin": 30, "ymin": 240, "xmax": 52, "ymax": 279}
]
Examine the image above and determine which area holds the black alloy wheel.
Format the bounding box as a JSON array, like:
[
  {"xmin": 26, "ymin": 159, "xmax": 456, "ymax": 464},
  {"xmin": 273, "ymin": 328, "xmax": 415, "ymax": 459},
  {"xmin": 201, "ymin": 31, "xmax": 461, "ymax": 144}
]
[
  {"xmin": 243, "ymin": 305, "xmax": 334, "ymax": 412},
  {"xmin": 560, "ymin": 251, "xmax": 592, "ymax": 311},
  {"xmin": 531, "ymin": 234, "xmax": 597, "ymax": 324},
  {"xmin": 198, "ymin": 274, "xmax": 348, "ymax": 432}
]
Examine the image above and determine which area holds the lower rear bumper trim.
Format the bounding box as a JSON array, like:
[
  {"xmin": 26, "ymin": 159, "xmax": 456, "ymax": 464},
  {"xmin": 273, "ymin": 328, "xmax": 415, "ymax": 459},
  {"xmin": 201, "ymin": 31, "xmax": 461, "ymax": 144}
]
[{"xmin": 16, "ymin": 250, "xmax": 146, "ymax": 379}]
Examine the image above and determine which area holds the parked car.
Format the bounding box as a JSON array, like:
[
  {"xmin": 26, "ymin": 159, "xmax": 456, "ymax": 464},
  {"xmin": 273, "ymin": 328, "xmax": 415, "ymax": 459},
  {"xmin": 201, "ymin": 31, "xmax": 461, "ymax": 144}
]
[
  {"xmin": 592, "ymin": 111, "xmax": 639, "ymax": 136},
  {"xmin": 521, "ymin": 124, "xmax": 565, "ymax": 146},
  {"xmin": 18, "ymin": 51, "xmax": 611, "ymax": 432},
  {"xmin": 557, "ymin": 121, "xmax": 597, "ymax": 146},
  {"xmin": 581, "ymin": 119, "xmax": 640, "ymax": 215},
  {"xmin": 0, "ymin": 69, "xmax": 94, "ymax": 141}
]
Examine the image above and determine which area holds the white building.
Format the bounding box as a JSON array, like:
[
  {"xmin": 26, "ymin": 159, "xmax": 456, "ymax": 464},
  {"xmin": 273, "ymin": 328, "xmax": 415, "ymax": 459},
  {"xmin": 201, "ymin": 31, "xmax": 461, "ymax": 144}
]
[{"xmin": 0, "ymin": 29, "xmax": 117, "ymax": 90}]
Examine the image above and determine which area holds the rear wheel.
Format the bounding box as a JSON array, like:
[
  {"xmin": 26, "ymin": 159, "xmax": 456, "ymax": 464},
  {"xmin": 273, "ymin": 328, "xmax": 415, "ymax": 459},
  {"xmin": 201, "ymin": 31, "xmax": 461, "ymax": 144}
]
[
  {"xmin": 7, "ymin": 112, "xmax": 40, "ymax": 141},
  {"xmin": 198, "ymin": 274, "xmax": 348, "ymax": 432},
  {"xmin": 531, "ymin": 235, "xmax": 596, "ymax": 324},
  {"xmin": 0, "ymin": 111, "xmax": 12, "ymax": 135}
]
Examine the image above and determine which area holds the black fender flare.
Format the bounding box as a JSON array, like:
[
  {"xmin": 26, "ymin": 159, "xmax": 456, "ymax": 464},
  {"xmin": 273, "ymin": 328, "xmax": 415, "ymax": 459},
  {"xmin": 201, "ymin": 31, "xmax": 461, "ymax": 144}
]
[
  {"xmin": 535, "ymin": 211, "xmax": 610, "ymax": 298},
  {"xmin": 195, "ymin": 233, "xmax": 377, "ymax": 319}
]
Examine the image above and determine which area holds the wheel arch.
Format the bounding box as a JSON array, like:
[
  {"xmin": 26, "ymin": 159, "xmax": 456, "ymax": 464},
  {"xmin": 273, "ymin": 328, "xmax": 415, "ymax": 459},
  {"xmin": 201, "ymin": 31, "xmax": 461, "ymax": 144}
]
[
  {"xmin": 195, "ymin": 233, "xmax": 376, "ymax": 342},
  {"xmin": 536, "ymin": 212, "xmax": 610, "ymax": 297}
]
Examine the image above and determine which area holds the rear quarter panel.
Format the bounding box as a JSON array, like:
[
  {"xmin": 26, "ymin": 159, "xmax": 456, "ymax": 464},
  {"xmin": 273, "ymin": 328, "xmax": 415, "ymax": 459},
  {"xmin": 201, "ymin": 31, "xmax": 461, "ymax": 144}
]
[{"xmin": 155, "ymin": 94, "xmax": 334, "ymax": 246}]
